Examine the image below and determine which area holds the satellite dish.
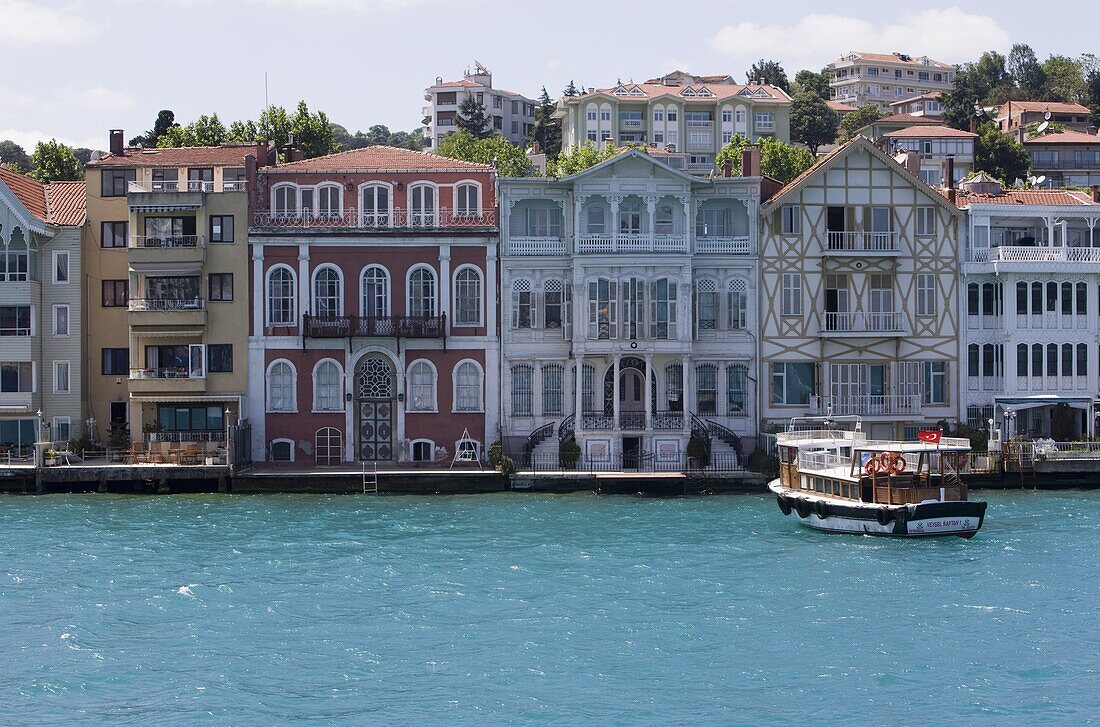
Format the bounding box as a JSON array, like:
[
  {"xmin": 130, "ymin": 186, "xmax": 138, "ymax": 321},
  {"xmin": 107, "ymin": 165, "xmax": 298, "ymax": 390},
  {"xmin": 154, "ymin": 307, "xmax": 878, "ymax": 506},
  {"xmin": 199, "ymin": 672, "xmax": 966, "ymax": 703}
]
[
  {"xmin": 1037, "ymin": 121, "xmax": 1049, "ymax": 134},
  {"xmin": 90, "ymin": 150, "xmax": 102, "ymax": 161},
  {"xmin": 1044, "ymin": 108, "xmax": 1052, "ymax": 121},
  {"xmin": 1035, "ymin": 175, "xmax": 1047, "ymax": 186},
  {"xmin": 1014, "ymin": 178, "xmax": 1024, "ymax": 188},
  {"xmin": 1027, "ymin": 176, "xmax": 1038, "ymax": 186}
]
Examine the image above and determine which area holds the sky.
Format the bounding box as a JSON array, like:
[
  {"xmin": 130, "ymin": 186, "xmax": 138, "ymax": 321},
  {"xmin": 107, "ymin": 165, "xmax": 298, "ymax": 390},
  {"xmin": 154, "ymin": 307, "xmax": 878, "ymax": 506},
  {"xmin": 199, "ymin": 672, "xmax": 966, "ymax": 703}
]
[{"xmin": 0, "ymin": 0, "xmax": 1092, "ymax": 153}]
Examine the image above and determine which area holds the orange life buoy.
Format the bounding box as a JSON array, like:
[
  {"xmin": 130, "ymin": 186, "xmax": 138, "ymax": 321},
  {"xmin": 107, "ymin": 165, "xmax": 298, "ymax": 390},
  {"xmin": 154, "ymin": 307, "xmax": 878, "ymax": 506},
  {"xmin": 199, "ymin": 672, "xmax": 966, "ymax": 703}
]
[
  {"xmin": 888, "ymin": 454, "xmax": 906, "ymax": 475},
  {"xmin": 864, "ymin": 458, "xmax": 878, "ymax": 476},
  {"xmin": 957, "ymin": 452, "xmax": 969, "ymax": 469},
  {"xmin": 878, "ymin": 452, "xmax": 893, "ymax": 470}
]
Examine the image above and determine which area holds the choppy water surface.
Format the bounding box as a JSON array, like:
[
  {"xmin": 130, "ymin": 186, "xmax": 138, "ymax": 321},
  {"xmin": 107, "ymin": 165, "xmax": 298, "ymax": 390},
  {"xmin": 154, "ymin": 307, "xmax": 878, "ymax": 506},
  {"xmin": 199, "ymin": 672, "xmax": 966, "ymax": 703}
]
[{"xmin": 1, "ymin": 491, "xmax": 1098, "ymax": 725}]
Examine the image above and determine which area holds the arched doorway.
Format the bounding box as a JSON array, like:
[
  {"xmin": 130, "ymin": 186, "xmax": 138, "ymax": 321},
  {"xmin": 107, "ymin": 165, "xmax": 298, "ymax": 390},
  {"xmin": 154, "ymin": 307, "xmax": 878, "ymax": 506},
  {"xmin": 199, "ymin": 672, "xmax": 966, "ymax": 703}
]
[
  {"xmin": 356, "ymin": 355, "xmax": 395, "ymax": 462},
  {"xmin": 315, "ymin": 427, "xmax": 343, "ymax": 465},
  {"xmin": 603, "ymin": 357, "xmax": 657, "ymax": 417}
]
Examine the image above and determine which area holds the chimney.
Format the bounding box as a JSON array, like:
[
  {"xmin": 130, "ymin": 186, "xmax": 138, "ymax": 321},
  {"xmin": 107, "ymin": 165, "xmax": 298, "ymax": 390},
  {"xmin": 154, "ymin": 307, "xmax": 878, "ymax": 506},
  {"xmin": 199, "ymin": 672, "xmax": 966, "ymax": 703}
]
[
  {"xmin": 721, "ymin": 158, "xmax": 733, "ymax": 178},
  {"xmin": 904, "ymin": 151, "xmax": 921, "ymax": 177},
  {"xmin": 254, "ymin": 140, "xmax": 269, "ymax": 167},
  {"xmin": 968, "ymin": 116, "xmax": 977, "ymax": 135},
  {"xmin": 947, "ymin": 188, "xmax": 957, "ymax": 205},
  {"xmin": 741, "ymin": 146, "xmax": 760, "ymax": 177},
  {"xmin": 1091, "ymin": 185, "xmax": 1099, "ymax": 203},
  {"xmin": 109, "ymin": 129, "xmax": 124, "ymax": 156},
  {"xmin": 945, "ymin": 155, "xmax": 955, "ymax": 189}
]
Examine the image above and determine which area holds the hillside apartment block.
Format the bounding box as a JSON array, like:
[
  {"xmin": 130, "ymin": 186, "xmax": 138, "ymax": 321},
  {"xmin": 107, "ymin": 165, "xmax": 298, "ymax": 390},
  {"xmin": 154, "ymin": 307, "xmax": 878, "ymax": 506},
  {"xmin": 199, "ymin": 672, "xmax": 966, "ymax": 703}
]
[
  {"xmin": 828, "ymin": 52, "xmax": 955, "ymax": 111},
  {"xmin": 422, "ymin": 62, "xmax": 536, "ymax": 151}
]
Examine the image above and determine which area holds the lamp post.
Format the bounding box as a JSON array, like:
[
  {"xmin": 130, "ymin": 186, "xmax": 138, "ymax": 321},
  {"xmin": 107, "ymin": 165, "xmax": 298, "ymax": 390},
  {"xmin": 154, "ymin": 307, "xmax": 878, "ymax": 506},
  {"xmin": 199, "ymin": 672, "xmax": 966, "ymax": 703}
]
[
  {"xmin": 224, "ymin": 408, "xmax": 232, "ymax": 466},
  {"xmin": 35, "ymin": 409, "xmax": 44, "ymax": 467},
  {"xmin": 1004, "ymin": 408, "xmax": 1017, "ymax": 440}
]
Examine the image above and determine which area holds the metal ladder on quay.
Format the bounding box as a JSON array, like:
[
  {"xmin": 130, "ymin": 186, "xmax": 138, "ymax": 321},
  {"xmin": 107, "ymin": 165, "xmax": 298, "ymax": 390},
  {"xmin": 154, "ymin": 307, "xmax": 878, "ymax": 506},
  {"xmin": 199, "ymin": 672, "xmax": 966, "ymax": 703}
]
[{"xmin": 362, "ymin": 461, "xmax": 379, "ymax": 494}]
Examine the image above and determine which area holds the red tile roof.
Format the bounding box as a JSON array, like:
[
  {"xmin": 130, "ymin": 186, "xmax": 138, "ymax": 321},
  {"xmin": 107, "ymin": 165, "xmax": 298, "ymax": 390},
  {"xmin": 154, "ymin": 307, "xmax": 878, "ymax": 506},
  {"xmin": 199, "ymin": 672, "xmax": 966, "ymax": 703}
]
[
  {"xmin": 266, "ymin": 145, "xmax": 493, "ymax": 172},
  {"xmin": 1001, "ymin": 101, "xmax": 1091, "ymax": 116},
  {"xmin": 952, "ymin": 189, "xmax": 1098, "ymax": 207},
  {"xmin": 889, "ymin": 91, "xmax": 943, "ymax": 105},
  {"xmin": 1023, "ymin": 130, "xmax": 1100, "ymax": 145},
  {"xmin": 87, "ymin": 145, "xmax": 256, "ymax": 167},
  {"xmin": 827, "ymin": 100, "xmax": 857, "ymax": 113},
  {"xmin": 45, "ymin": 181, "xmax": 87, "ymax": 225},
  {"xmin": 884, "ymin": 126, "xmax": 976, "ymax": 138},
  {"xmin": 873, "ymin": 114, "xmax": 944, "ymax": 125},
  {"xmin": 0, "ymin": 166, "xmax": 47, "ymax": 222}
]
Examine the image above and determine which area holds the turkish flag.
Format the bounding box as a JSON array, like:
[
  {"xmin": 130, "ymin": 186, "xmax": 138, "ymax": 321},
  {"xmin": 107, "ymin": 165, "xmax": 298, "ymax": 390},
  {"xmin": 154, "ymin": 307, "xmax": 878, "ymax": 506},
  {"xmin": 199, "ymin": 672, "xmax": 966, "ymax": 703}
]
[{"xmin": 917, "ymin": 430, "xmax": 942, "ymax": 443}]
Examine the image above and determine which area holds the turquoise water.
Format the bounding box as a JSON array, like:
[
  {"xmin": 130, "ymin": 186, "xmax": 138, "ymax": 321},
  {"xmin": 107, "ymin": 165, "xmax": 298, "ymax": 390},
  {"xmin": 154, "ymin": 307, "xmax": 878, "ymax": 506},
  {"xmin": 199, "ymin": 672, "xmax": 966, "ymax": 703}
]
[{"xmin": 1, "ymin": 491, "xmax": 1097, "ymax": 725}]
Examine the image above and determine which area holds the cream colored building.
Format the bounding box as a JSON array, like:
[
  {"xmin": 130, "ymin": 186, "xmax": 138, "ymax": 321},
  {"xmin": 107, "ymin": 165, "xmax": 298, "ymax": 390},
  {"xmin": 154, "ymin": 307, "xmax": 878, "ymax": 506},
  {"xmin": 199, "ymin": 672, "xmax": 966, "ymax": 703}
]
[
  {"xmin": 828, "ymin": 52, "xmax": 955, "ymax": 111},
  {"xmin": 84, "ymin": 131, "xmax": 266, "ymax": 445}
]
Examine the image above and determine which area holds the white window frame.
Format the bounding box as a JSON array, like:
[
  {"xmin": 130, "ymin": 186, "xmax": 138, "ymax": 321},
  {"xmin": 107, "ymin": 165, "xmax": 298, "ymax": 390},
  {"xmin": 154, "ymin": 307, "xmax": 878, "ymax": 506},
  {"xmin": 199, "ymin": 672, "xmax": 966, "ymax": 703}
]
[
  {"xmin": 271, "ymin": 183, "xmax": 299, "ymax": 216},
  {"xmin": 311, "ymin": 265, "xmax": 343, "ymax": 317},
  {"xmin": 541, "ymin": 363, "xmax": 565, "ymax": 416},
  {"xmin": 269, "ymin": 437, "xmax": 295, "ymax": 462},
  {"xmin": 53, "ymin": 360, "xmax": 71, "ymax": 394},
  {"xmin": 52, "ymin": 250, "xmax": 70, "ymax": 284},
  {"xmin": 266, "ymin": 359, "xmax": 297, "ymax": 413},
  {"xmin": 407, "ymin": 265, "xmax": 437, "ymax": 318},
  {"xmin": 52, "ymin": 416, "xmax": 71, "ymax": 443},
  {"xmin": 453, "ymin": 265, "xmax": 483, "ymax": 327},
  {"xmin": 315, "ymin": 183, "xmax": 343, "ymax": 217},
  {"xmin": 916, "ymin": 206, "xmax": 936, "ymax": 235},
  {"xmin": 406, "ymin": 359, "xmax": 438, "ymax": 413},
  {"xmin": 409, "ymin": 438, "xmax": 436, "ymax": 462},
  {"xmin": 266, "ymin": 264, "xmax": 297, "ymax": 326},
  {"xmin": 408, "ymin": 183, "xmax": 438, "ymax": 227},
  {"xmin": 452, "ymin": 359, "xmax": 484, "ymax": 413},
  {"xmin": 781, "ymin": 205, "xmax": 801, "ymax": 234},
  {"xmin": 359, "ymin": 182, "xmax": 393, "ymax": 226},
  {"xmin": 916, "ymin": 274, "xmax": 936, "ymax": 316},
  {"xmin": 360, "ymin": 264, "xmax": 390, "ymax": 318},
  {"xmin": 312, "ymin": 358, "xmax": 344, "ymax": 413},
  {"xmin": 781, "ymin": 273, "xmax": 803, "ymax": 316},
  {"xmin": 453, "ymin": 180, "xmax": 482, "ymax": 216},
  {"xmin": 52, "ymin": 304, "xmax": 69, "ymax": 337}
]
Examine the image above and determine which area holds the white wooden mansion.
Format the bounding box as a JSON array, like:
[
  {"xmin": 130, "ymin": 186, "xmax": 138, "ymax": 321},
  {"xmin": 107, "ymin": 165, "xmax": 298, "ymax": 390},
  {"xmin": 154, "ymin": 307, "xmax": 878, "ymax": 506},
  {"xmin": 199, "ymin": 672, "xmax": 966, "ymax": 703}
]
[
  {"xmin": 957, "ymin": 175, "xmax": 1100, "ymax": 438},
  {"xmin": 499, "ymin": 149, "xmax": 764, "ymax": 468},
  {"xmin": 758, "ymin": 137, "xmax": 963, "ymax": 440}
]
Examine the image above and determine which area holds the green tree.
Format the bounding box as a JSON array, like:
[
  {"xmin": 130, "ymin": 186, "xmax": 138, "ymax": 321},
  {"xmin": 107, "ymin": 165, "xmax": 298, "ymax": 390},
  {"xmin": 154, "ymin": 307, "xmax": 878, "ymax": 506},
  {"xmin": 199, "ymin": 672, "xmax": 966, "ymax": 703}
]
[
  {"xmin": 943, "ymin": 51, "xmax": 1017, "ymax": 129},
  {"xmin": 130, "ymin": 110, "xmax": 177, "ymax": 147},
  {"xmin": 290, "ymin": 101, "xmax": 337, "ymax": 158},
  {"xmin": 837, "ymin": 104, "xmax": 885, "ymax": 140},
  {"xmin": 0, "ymin": 140, "xmax": 31, "ymax": 172},
  {"xmin": 28, "ymin": 139, "xmax": 82, "ymax": 182},
  {"xmin": 456, "ymin": 94, "xmax": 491, "ymax": 138},
  {"xmin": 793, "ymin": 69, "xmax": 832, "ymax": 100},
  {"xmin": 436, "ymin": 129, "xmax": 531, "ymax": 177},
  {"xmin": 1041, "ymin": 55, "xmax": 1087, "ymax": 103},
  {"xmin": 257, "ymin": 105, "xmax": 293, "ymax": 150},
  {"xmin": 745, "ymin": 59, "xmax": 790, "ymax": 92},
  {"xmin": 532, "ymin": 86, "xmax": 562, "ymax": 158},
  {"xmin": 563, "ymin": 79, "xmax": 579, "ymax": 97},
  {"xmin": 226, "ymin": 119, "xmax": 260, "ymax": 143},
  {"xmin": 1007, "ymin": 44, "xmax": 1045, "ymax": 99},
  {"xmin": 715, "ymin": 135, "xmax": 816, "ymax": 184},
  {"xmin": 790, "ymin": 91, "xmax": 839, "ymax": 153},
  {"xmin": 157, "ymin": 113, "xmax": 227, "ymax": 147},
  {"xmin": 546, "ymin": 142, "xmax": 625, "ymax": 176},
  {"xmin": 975, "ymin": 122, "xmax": 1030, "ymax": 183}
]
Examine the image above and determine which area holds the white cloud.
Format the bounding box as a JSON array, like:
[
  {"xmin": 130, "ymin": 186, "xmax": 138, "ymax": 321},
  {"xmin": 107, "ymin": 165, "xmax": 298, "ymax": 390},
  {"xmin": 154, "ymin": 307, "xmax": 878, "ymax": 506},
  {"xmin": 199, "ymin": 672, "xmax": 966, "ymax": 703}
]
[
  {"xmin": 0, "ymin": 128, "xmax": 103, "ymax": 152},
  {"xmin": 709, "ymin": 8, "xmax": 1011, "ymax": 72},
  {"xmin": 0, "ymin": 0, "xmax": 95, "ymax": 44},
  {"xmin": 241, "ymin": 0, "xmax": 432, "ymax": 9}
]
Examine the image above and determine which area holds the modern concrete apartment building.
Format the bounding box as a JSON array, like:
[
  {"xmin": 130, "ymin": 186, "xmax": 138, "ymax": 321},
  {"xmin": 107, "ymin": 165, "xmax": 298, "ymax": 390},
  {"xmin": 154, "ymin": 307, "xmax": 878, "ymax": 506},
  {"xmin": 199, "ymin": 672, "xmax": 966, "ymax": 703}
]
[
  {"xmin": 422, "ymin": 61, "xmax": 536, "ymax": 151},
  {"xmin": 0, "ymin": 168, "xmax": 86, "ymax": 452},
  {"xmin": 883, "ymin": 125, "xmax": 976, "ymax": 187},
  {"xmin": 1024, "ymin": 131, "xmax": 1100, "ymax": 189},
  {"xmin": 499, "ymin": 148, "xmax": 766, "ymax": 469},
  {"xmin": 998, "ymin": 101, "xmax": 1094, "ymax": 136},
  {"xmin": 758, "ymin": 136, "xmax": 962, "ymax": 440},
  {"xmin": 83, "ymin": 131, "xmax": 265, "ymax": 446},
  {"xmin": 956, "ymin": 175, "xmax": 1100, "ymax": 437},
  {"xmin": 555, "ymin": 71, "xmax": 792, "ymax": 175},
  {"xmin": 888, "ymin": 91, "xmax": 944, "ymax": 118},
  {"xmin": 828, "ymin": 52, "xmax": 955, "ymax": 111}
]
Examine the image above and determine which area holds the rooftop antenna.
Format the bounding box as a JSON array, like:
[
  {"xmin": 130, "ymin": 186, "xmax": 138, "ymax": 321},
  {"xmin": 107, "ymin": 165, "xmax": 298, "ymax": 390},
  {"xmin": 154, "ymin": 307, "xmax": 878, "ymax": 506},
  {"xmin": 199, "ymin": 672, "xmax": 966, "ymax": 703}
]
[
  {"xmin": 265, "ymin": 71, "xmax": 269, "ymax": 110},
  {"xmin": 1044, "ymin": 108, "xmax": 1052, "ymax": 121},
  {"xmin": 1035, "ymin": 175, "xmax": 1047, "ymax": 186},
  {"xmin": 1037, "ymin": 120, "xmax": 1049, "ymax": 134}
]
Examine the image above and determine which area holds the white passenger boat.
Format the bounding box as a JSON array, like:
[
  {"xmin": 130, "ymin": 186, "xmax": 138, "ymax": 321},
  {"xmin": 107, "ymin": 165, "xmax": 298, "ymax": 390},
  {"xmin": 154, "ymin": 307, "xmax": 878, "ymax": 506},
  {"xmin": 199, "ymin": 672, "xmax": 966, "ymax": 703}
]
[{"xmin": 768, "ymin": 416, "xmax": 987, "ymax": 538}]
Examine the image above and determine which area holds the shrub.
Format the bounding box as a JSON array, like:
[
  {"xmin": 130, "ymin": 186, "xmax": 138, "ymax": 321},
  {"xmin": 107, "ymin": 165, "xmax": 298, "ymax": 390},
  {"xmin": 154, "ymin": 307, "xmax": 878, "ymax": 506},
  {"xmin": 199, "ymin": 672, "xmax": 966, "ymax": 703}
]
[
  {"xmin": 747, "ymin": 450, "xmax": 780, "ymax": 478},
  {"xmin": 686, "ymin": 436, "xmax": 709, "ymax": 467},
  {"xmin": 559, "ymin": 439, "xmax": 580, "ymax": 468}
]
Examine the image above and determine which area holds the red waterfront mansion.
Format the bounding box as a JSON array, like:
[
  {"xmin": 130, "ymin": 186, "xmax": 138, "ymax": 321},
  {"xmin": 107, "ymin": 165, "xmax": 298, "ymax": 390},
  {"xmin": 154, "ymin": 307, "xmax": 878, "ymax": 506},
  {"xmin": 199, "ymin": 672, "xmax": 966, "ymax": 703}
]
[{"xmin": 245, "ymin": 146, "xmax": 499, "ymax": 465}]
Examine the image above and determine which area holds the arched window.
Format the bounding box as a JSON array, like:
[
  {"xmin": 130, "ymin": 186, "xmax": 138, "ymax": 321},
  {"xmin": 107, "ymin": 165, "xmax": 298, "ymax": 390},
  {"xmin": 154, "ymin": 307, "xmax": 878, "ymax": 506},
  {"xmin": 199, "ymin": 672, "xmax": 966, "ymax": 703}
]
[
  {"xmin": 1016, "ymin": 343, "xmax": 1028, "ymax": 378},
  {"xmin": 267, "ymin": 360, "xmax": 296, "ymax": 412},
  {"xmin": 361, "ymin": 184, "xmax": 391, "ymax": 226},
  {"xmin": 454, "ymin": 266, "xmax": 483, "ymax": 326},
  {"xmin": 511, "ymin": 364, "xmax": 533, "ymax": 416},
  {"xmin": 312, "ymin": 266, "xmax": 342, "ymax": 317},
  {"xmin": 666, "ymin": 363, "xmax": 683, "ymax": 411},
  {"xmin": 315, "ymin": 427, "xmax": 342, "ymax": 465},
  {"xmin": 728, "ymin": 279, "xmax": 748, "ymax": 330},
  {"xmin": 407, "ymin": 359, "xmax": 437, "ymax": 412},
  {"xmin": 968, "ymin": 343, "xmax": 980, "ymax": 377},
  {"xmin": 273, "ymin": 185, "xmax": 297, "ymax": 216},
  {"xmin": 313, "ymin": 359, "xmax": 343, "ymax": 412},
  {"xmin": 408, "ymin": 266, "xmax": 436, "ymax": 318},
  {"xmin": 267, "ymin": 266, "xmax": 296, "ymax": 326},
  {"xmin": 361, "ymin": 265, "xmax": 389, "ymax": 318},
  {"xmin": 1077, "ymin": 343, "xmax": 1088, "ymax": 377},
  {"xmin": 455, "ymin": 183, "xmax": 480, "ymax": 216},
  {"xmin": 1076, "ymin": 282, "xmax": 1087, "ymax": 315},
  {"xmin": 1062, "ymin": 343, "xmax": 1074, "ymax": 377},
  {"xmin": 410, "ymin": 184, "xmax": 437, "ymax": 226},
  {"xmin": 317, "ymin": 184, "xmax": 341, "ymax": 217},
  {"xmin": 453, "ymin": 360, "xmax": 483, "ymax": 412},
  {"xmin": 696, "ymin": 279, "xmax": 717, "ymax": 330}
]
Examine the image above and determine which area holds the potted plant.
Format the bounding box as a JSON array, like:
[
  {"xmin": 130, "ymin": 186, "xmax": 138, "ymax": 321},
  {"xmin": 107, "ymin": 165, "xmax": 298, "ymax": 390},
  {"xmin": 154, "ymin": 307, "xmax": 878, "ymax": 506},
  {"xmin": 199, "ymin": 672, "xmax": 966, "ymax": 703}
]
[
  {"xmin": 559, "ymin": 439, "xmax": 581, "ymax": 469},
  {"xmin": 687, "ymin": 436, "xmax": 709, "ymax": 471},
  {"xmin": 143, "ymin": 421, "xmax": 163, "ymax": 442},
  {"xmin": 43, "ymin": 448, "xmax": 59, "ymax": 466}
]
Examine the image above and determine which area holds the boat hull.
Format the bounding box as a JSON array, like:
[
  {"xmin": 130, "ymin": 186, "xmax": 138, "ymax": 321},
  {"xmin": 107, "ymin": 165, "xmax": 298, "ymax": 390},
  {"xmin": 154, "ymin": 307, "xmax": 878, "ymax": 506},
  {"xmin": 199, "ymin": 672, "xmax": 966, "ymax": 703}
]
[{"xmin": 768, "ymin": 480, "xmax": 987, "ymax": 538}]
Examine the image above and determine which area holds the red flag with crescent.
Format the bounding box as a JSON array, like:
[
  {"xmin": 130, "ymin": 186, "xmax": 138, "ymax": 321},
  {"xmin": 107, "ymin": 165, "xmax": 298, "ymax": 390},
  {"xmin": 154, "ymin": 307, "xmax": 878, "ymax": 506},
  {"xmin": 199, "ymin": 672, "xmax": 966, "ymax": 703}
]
[{"xmin": 917, "ymin": 430, "xmax": 941, "ymax": 443}]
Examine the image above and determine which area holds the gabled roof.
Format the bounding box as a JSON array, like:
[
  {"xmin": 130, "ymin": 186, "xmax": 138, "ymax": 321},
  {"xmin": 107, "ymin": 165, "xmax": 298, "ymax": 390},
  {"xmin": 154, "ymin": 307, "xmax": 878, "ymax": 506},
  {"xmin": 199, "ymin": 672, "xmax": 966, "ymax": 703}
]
[
  {"xmin": 264, "ymin": 145, "xmax": 493, "ymax": 172},
  {"xmin": 88, "ymin": 145, "xmax": 257, "ymax": 167},
  {"xmin": 837, "ymin": 52, "xmax": 954, "ymax": 69},
  {"xmin": 889, "ymin": 91, "xmax": 942, "ymax": 106},
  {"xmin": 952, "ymin": 189, "xmax": 1098, "ymax": 207},
  {"xmin": 0, "ymin": 167, "xmax": 86, "ymax": 231},
  {"xmin": 884, "ymin": 126, "xmax": 976, "ymax": 139},
  {"xmin": 1023, "ymin": 130, "xmax": 1100, "ymax": 145},
  {"xmin": 45, "ymin": 181, "xmax": 87, "ymax": 225},
  {"xmin": 1000, "ymin": 100, "xmax": 1091, "ymax": 116},
  {"xmin": 556, "ymin": 148, "xmax": 706, "ymax": 185},
  {"xmin": 0, "ymin": 166, "xmax": 47, "ymax": 222},
  {"xmin": 873, "ymin": 114, "xmax": 943, "ymax": 126},
  {"xmin": 827, "ymin": 100, "xmax": 857, "ymax": 113},
  {"xmin": 761, "ymin": 135, "xmax": 959, "ymax": 215}
]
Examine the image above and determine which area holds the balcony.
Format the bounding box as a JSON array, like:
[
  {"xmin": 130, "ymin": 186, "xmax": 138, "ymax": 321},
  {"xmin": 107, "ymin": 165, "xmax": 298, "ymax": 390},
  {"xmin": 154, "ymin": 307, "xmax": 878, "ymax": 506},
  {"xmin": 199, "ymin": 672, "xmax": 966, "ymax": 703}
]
[
  {"xmin": 129, "ymin": 235, "xmax": 206, "ymax": 266},
  {"xmin": 824, "ymin": 231, "xmax": 901, "ymax": 254},
  {"xmin": 1030, "ymin": 159, "xmax": 1100, "ymax": 170},
  {"xmin": 251, "ymin": 207, "xmax": 498, "ymax": 232},
  {"xmin": 755, "ymin": 121, "xmax": 775, "ymax": 131},
  {"xmin": 696, "ymin": 236, "xmax": 753, "ymax": 254},
  {"xmin": 810, "ymin": 394, "xmax": 922, "ymax": 417},
  {"xmin": 302, "ymin": 314, "xmax": 446, "ymax": 339},
  {"xmin": 128, "ymin": 368, "xmax": 207, "ymax": 395},
  {"xmin": 619, "ymin": 119, "xmax": 644, "ymax": 129},
  {"xmin": 822, "ymin": 311, "xmax": 906, "ymax": 336},
  {"xmin": 505, "ymin": 236, "xmax": 567, "ymax": 256},
  {"xmin": 576, "ymin": 233, "xmax": 688, "ymax": 254},
  {"xmin": 0, "ymin": 392, "xmax": 33, "ymax": 410},
  {"xmin": 129, "ymin": 180, "xmax": 246, "ymax": 194},
  {"xmin": 127, "ymin": 298, "xmax": 207, "ymax": 327},
  {"xmin": 685, "ymin": 162, "xmax": 713, "ymax": 174},
  {"xmin": 966, "ymin": 245, "xmax": 1100, "ymax": 272},
  {"xmin": 686, "ymin": 120, "xmax": 714, "ymax": 129}
]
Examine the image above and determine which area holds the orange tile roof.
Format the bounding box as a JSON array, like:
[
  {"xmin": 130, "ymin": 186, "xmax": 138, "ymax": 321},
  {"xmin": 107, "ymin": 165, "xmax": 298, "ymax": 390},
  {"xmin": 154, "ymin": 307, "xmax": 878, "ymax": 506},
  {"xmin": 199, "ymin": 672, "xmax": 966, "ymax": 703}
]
[
  {"xmin": 1023, "ymin": 130, "xmax": 1100, "ymax": 145},
  {"xmin": 569, "ymin": 82, "xmax": 792, "ymax": 103},
  {"xmin": 952, "ymin": 189, "xmax": 1098, "ymax": 207},
  {"xmin": 889, "ymin": 91, "xmax": 942, "ymax": 105},
  {"xmin": 874, "ymin": 114, "xmax": 944, "ymax": 125},
  {"xmin": 266, "ymin": 145, "xmax": 493, "ymax": 172},
  {"xmin": 0, "ymin": 166, "xmax": 47, "ymax": 222},
  {"xmin": 435, "ymin": 79, "xmax": 481, "ymax": 88},
  {"xmin": 884, "ymin": 126, "xmax": 976, "ymax": 138},
  {"xmin": 88, "ymin": 145, "xmax": 256, "ymax": 167},
  {"xmin": 45, "ymin": 181, "xmax": 87, "ymax": 225},
  {"xmin": 827, "ymin": 100, "xmax": 857, "ymax": 113},
  {"xmin": 1001, "ymin": 101, "xmax": 1091, "ymax": 115},
  {"xmin": 842, "ymin": 52, "xmax": 953, "ymax": 68}
]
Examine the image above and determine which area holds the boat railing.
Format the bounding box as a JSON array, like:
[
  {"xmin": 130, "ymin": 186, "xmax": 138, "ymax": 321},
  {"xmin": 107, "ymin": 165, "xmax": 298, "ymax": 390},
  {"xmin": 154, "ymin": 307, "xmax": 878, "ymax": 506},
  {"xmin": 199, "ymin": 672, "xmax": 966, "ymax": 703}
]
[
  {"xmin": 777, "ymin": 429, "xmax": 867, "ymax": 444},
  {"xmin": 798, "ymin": 451, "xmax": 852, "ymax": 472}
]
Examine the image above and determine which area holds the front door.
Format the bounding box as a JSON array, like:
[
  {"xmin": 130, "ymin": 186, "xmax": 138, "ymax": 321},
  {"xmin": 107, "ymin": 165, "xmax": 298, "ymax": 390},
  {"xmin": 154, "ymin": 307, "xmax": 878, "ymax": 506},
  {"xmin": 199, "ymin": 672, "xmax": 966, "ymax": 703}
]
[
  {"xmin": 620, "ymin": 369, "xmax": 645, "ymax": 430},
  {"xmin": 356, "ymin": 356, "xmax": 395, "ymax": 462},
  {"xmin": 622, "ymin": 436, "xmax": 642, "ymax": 469}
]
